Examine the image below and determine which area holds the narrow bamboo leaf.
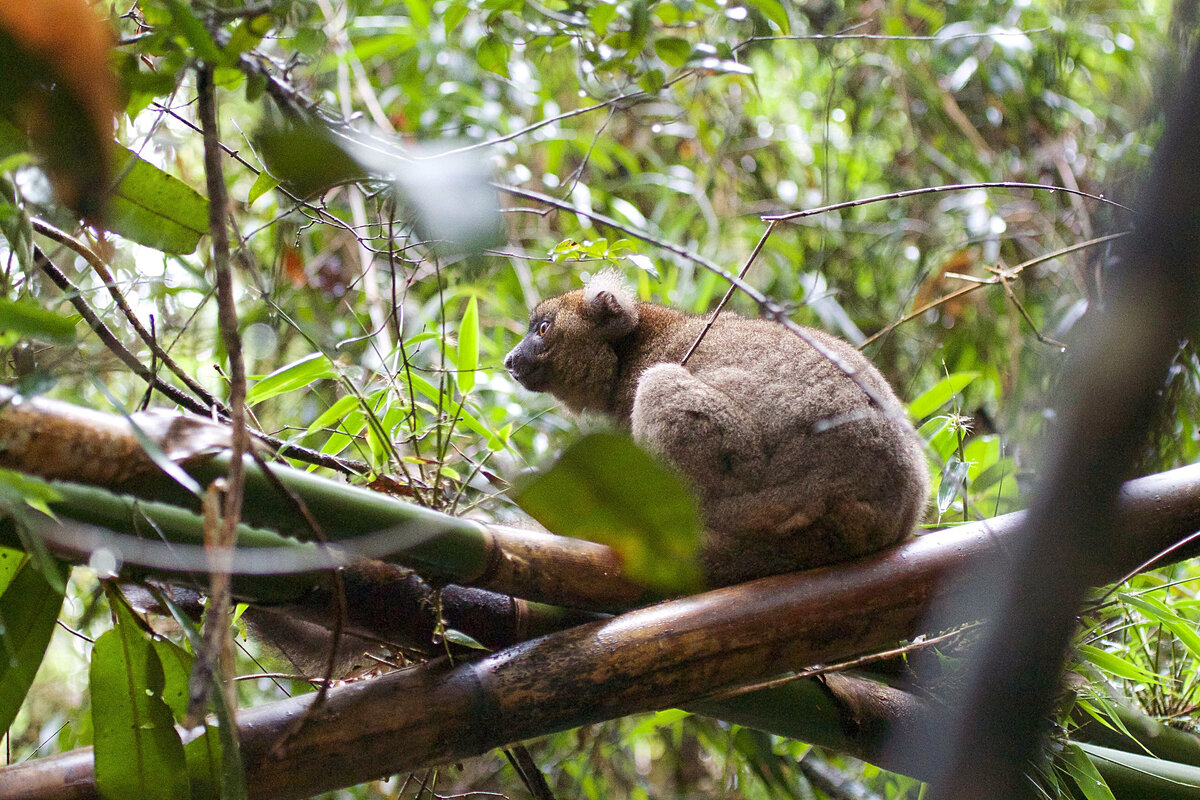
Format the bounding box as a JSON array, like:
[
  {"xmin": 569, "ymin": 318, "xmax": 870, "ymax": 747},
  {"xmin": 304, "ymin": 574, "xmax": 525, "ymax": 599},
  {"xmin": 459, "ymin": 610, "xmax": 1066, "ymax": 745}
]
[
  {"xmin": 1061, "ymin": 743, "xmax": 1118, "ymax": 800},
  {"xmin": 1078, "ymin": 644, "xmax": 1165, "ymax": 685},
  {"xmin": 455, "ymin": 296, "xmax": 479, "ymax": 395},
  {"xmin": 1120, "ymin": 594, "xmax": 1200, "ymax": 659},
  {"xmin": 91, "ymin": 594, "xmax": 189, "ymax": 800},
  {"xmin": 108, "ymin": 147, "xmax": 209, "ymax": 255},
  {"xmin": 515, "ymin": 432, "xmax": 703, "ymax": 594},
  {"xmin": 304, "ymin": 394, "xmax": 361, "ymax": 438},
  {"xmin": 0, "ymin": 556, "xmax": 67, "ymax": 735},
  {"xmin": 246, "ymin": 353, "xmax": 336, "ymax": 406},
  {"xmin": 442, "ymin": 628, "xmax": 489, "ymax": 650},
  {"xmin": 0, "ymin": 297, "xmax": 76, "ymax": 343},
  {"xmin": 453, "ymin": 405, "xmax": 505, "ymax": 451},
  {"xmin": 908, "ymin": 371, "xmax": 980, "ymax": 420}
]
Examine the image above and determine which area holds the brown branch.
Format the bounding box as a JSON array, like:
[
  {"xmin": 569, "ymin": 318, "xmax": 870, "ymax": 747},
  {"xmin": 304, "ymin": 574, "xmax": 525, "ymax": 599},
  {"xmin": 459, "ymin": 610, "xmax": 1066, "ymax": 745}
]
[
  {"xmin": 198, "ymin": 61, "xmax": 245, "ymax": 721},
  {"xmin": 4, "ymin": 463, "xmax": 1199, "ymax": 799}
]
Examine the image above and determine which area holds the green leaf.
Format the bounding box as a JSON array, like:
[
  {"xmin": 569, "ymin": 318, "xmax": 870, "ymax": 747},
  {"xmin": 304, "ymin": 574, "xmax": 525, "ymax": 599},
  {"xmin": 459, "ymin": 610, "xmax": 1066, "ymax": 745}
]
[
  {"xmin": 184, "ymin": 730, "xmax": 223, "ymax": 800},
  {"xmin": 304, "ymin": 394, "xmax": 361, "ymax": 439},
  {"xmin": 108, "ymin": 147, "xmax": 209, "ymax": 255},
  {"xmin": 745, "ymin": 0, "xmax": 791, "ymax": 33},
  {"xmin": 1119, "ymin": 594, "xmax": 1200, "ymax": 660},
  {"xmin": 444, "ymin": 2, "xmax": 470, "ymax": 35},
  {"xmin": 654, "ymin": 37, "xmax": 692, "ymax": 67},
  {"xmin": 1077, "ymin": 644, "xmax": 1165, "ymax": 685},
  {"xmin": 0, "ymin": 556, "xmax": 67, "ymax": 736},
  {"xmin": 150, "ymin": 638, "xmax": 194, "ymax": 720},
  {"xmin": 638, "ymin": 68, "xmax": 665, "ymax": 93},
  {"xmin": 0, "ymin": 547, "xmax": 22, "ymax": 590},
  {"xmin": 0, "ymin": 297, "xmax": 76, "ymax": 343},
  {"xmin": 255, "ymin": 118, "xmax": 368, "ymax": 199},
  {"xmin": 223, "ymin": 13, "xmax": 273, "ymax": 57},
  {"xmin": 476, "ymin": 34, "xmax": 509, "ymax": 77},
  {"xmin": 443, "ymin": 628, "xmax": 489, "ymax": 650},
  {"xmin": 589, "ymin": 3, "xmax": 618, "ymax": 34},
  {"xmin": 246, "ymin": 353, "xmax": 337, "ymax": 406},
  {"xmin": 908, "ymin": 371, "xmax": 980, "ymax": 420},
  {"xmin": 1060, "ymin": 742, "xmax": 1117, "ymax": 800},
  {"xmin": 247, "ymin": 171, "xmax": 279, "ymax": 206},
  {"xmin": 455, "ymin": 296, "xmax": 479, "ymax": 394},
  {"xmin": 515, "ymin": 433, "xmax": 704, "ymax": 594},
  {"xmin": 162, "ymin": 0, "xmax": 225, "ymax": 64},
  {"xmin": 91, "ymin": 592, "xmax": 189, "ymax": 800}
]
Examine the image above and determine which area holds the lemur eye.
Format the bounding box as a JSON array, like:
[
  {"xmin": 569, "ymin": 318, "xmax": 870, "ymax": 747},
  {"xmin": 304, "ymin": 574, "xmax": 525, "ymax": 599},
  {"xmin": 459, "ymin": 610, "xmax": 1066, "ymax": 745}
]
[{"xmin": 537, "ymin": 319, "xmax": 552, "ymax": 336}]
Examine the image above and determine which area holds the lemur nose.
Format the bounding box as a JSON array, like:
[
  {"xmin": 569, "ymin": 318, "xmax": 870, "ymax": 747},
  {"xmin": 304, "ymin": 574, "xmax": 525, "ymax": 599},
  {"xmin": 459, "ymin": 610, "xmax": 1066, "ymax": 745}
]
[{"xmin": 503, "ymin": 351, "xmax": 514, "ymax": 371}]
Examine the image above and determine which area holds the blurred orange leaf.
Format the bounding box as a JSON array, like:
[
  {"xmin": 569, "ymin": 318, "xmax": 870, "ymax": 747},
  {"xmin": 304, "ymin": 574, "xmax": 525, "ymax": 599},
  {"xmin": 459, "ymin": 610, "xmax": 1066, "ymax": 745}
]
[{"xmin": 0, "ymin": 0, "xmax": 118, "ymax": 219}]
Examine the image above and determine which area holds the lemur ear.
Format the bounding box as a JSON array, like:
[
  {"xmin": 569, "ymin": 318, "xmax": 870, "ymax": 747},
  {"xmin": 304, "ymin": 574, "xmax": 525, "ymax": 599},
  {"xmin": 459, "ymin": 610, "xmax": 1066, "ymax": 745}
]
[
  {"xmin": 583, "ymin": 269, "xmax": 639, "ymax": 339},
  {"xmin": 588, "ymin": 290, "xmax": 637, "ymax": 338}
]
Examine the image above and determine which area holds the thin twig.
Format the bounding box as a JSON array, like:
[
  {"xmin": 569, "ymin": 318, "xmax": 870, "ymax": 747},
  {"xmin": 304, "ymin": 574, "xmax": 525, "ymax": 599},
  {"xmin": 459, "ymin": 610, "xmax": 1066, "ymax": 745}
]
[
  {"xmin": 199, "ymin": 61, "xmax": 247, "ymax": 722},
  {"xmin": 860, "ymin": 231, "xmax": 1129, "ymax": 348},
  {"xmin": 763, "ymin": 181, "xmax": 1131, "ymax": 222},
  {"xmin": 419, "ymin": 73, "xmax": 693, "ymax": 160},
  {"xmin": 733, "ymin": 27, "xmax": 1053, "ymax": 52},
  {"xmin": 699, "ymin": 622, "xmax": 982, "ymax": 704},
  {"xmin": 32, "ymin": 218, "xmax": 228, "ymax": 413},
  {"xmin": 680, "ymin": 221, "xmax": 777, "ymax": 366}
]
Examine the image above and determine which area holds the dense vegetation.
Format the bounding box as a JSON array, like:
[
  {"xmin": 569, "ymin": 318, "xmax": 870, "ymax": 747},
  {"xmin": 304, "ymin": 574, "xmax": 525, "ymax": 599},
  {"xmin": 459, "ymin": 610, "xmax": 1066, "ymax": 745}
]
[{"xmin": 0, "ymin": 0, "xmax": 1198, "ymax": 797}]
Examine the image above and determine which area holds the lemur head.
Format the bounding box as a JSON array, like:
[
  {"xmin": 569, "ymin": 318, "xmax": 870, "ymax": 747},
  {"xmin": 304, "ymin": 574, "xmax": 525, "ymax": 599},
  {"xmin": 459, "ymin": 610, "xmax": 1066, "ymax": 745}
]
[{"xmin": 503, "ymin": 270, "xmax": 639, "ymax": 412}]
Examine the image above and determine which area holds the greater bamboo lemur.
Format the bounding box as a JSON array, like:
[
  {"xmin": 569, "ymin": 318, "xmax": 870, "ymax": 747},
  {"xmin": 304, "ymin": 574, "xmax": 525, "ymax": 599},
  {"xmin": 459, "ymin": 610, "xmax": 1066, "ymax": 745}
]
[{"xmin": 504, "ymin": 271, "xmax": 930, "ymax": 587}]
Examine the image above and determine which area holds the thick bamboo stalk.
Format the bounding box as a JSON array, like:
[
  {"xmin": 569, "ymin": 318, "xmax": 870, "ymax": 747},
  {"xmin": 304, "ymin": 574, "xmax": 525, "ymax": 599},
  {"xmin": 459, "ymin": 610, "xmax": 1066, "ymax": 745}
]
[
  {"xmin": 0, "ymin": 389, "xmax": 646, "ymax": 610},
  {"xmin": 3, "ymin": 464, "xmax": 1197, "ymax": 800}
]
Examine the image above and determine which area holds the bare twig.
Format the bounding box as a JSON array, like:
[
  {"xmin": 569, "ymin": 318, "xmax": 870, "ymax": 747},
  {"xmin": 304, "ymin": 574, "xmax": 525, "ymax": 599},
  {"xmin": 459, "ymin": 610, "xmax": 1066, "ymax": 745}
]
[
  {"xmin": 32, "ymin": 217, "xmax": 228, "ymax": 413},
  {"xmin": 763, "ymin": 181, "xmax": 1131, "ymax": 222},
  {"xmin": 860, "ymin": 232, "xmax": 1128, "ymax": 348},
  {"xmin": 734, "ymin": 27, "xmax": 1053, "ymax": 52},
  {"xmin": 680, "ymin": 221, "xmax": 778, "ymax": 366},
  {"xmin": 198, "ymin": 61, "xmax": 247, "ymax": 722}
]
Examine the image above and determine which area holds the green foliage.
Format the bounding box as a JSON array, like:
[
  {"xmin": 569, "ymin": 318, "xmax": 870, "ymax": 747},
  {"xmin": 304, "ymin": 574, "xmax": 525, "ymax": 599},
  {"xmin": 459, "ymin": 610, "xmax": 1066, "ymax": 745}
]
[
  {"xmin": 108, "ymin": 148, "xmax": 210, "ymax": 255},
  {"xmin": 0, "ymin": 553, "xmax": 66, "ymax": 736},
  {"xmin": 0, "ymin": 0, "xmax": 1194, "ymax": 796},
  {"xmin": 516, "ymin": 432, "xmax": 703, "ymax": 594},
  {"xmin": 91, "ymin": 591, "xmax": 188, "ymax": 800}
]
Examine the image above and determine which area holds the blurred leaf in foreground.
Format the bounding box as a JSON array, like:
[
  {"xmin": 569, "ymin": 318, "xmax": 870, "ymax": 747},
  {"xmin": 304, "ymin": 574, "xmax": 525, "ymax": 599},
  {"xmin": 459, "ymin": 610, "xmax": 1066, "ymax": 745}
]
[{"xmin": 516, "ymin": 432, "xmax": 704, "ymax": 595}]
